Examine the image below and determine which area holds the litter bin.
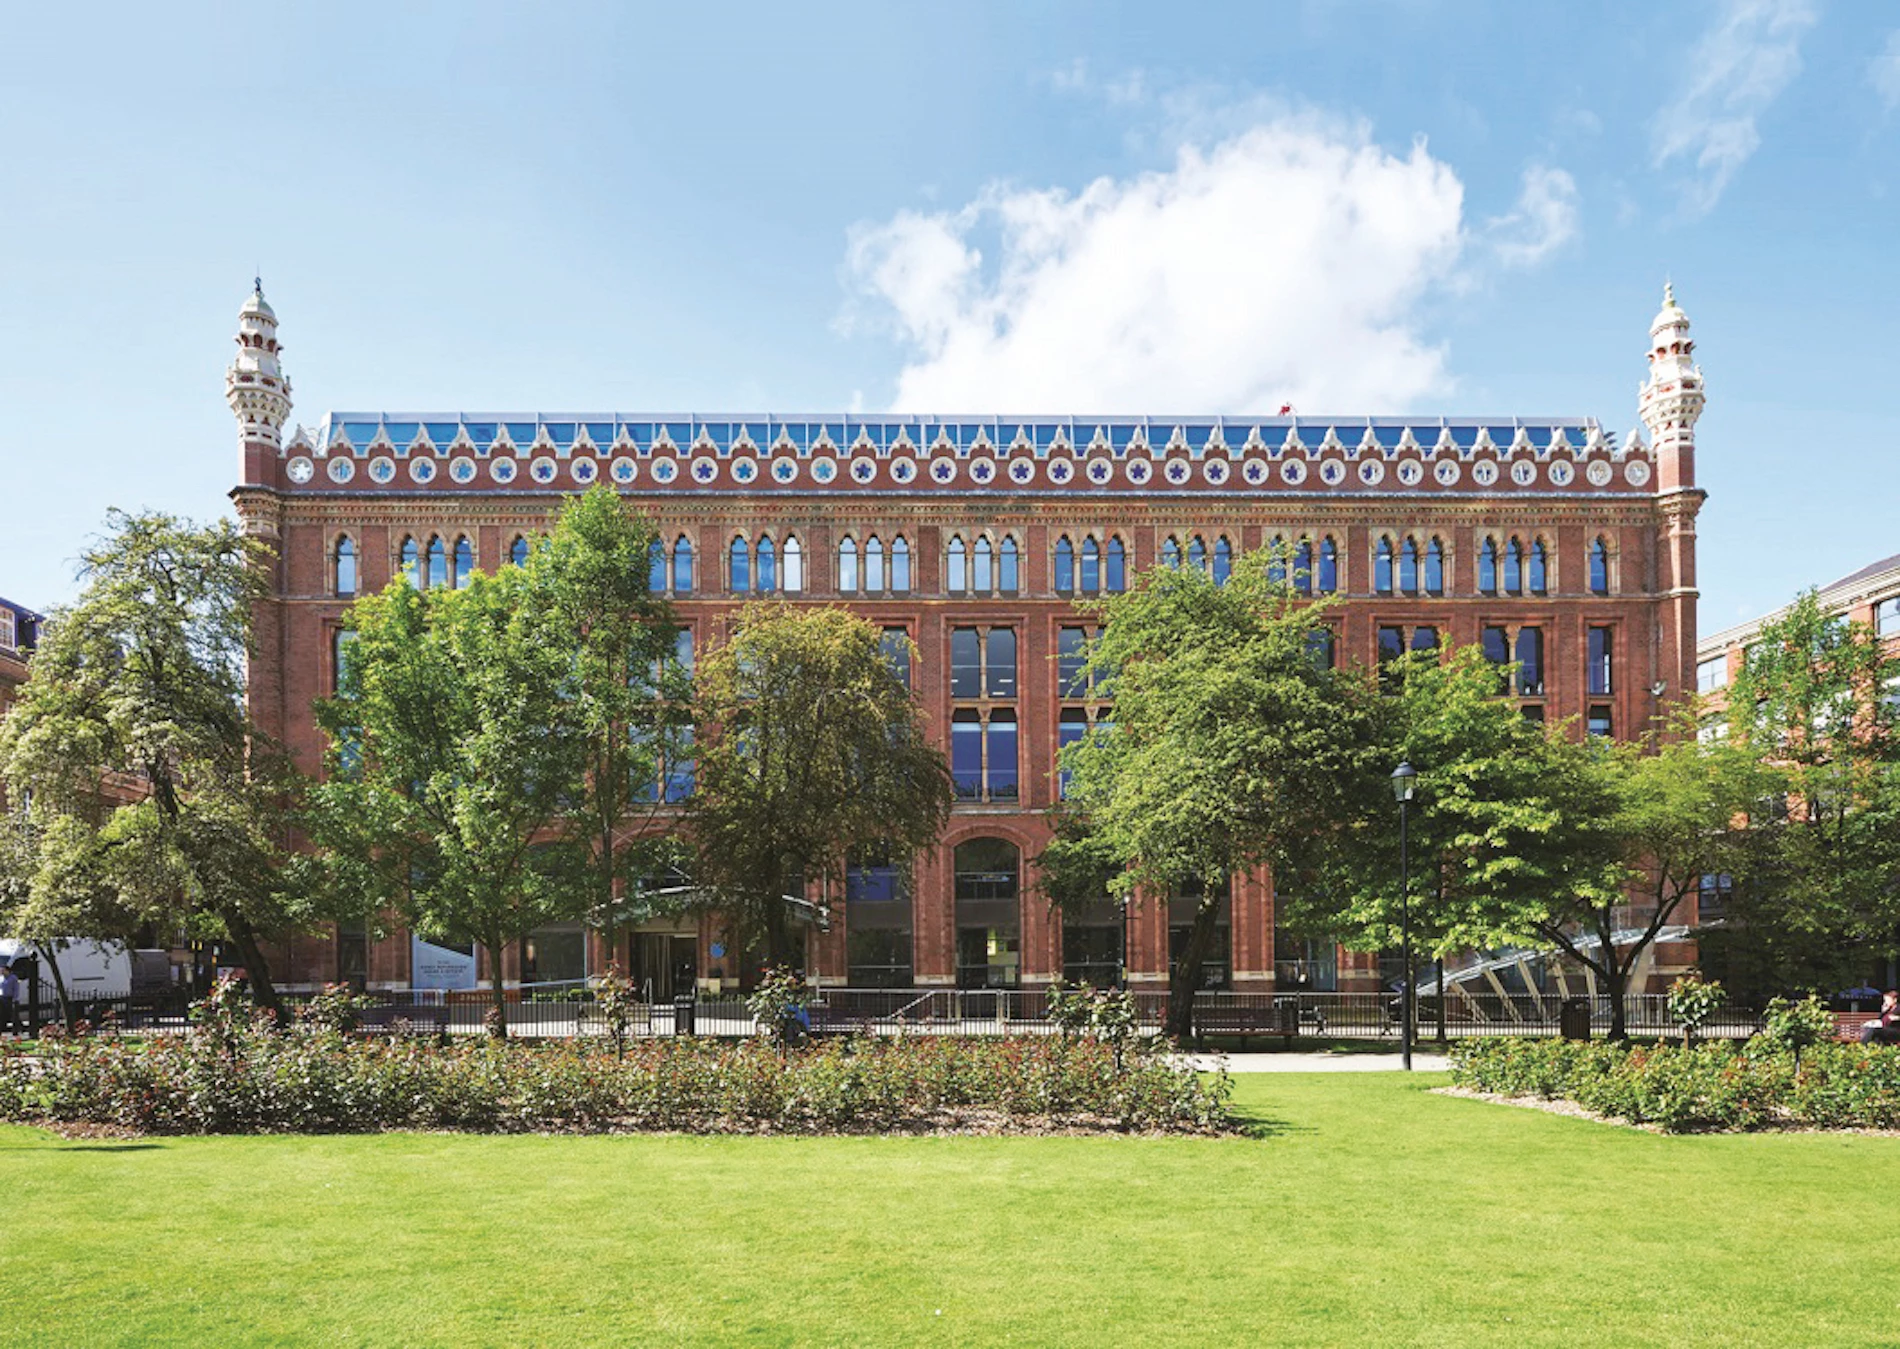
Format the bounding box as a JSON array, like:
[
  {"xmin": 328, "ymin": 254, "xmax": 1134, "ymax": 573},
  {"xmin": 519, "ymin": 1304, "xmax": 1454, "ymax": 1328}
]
[
  {"xmin": 1559, "ymin": 997, "xmax": 1592, "ymax": 1042},
  {"xmin": 672, "ymin": 993, "xmax": 696, "ymax": 1037}
]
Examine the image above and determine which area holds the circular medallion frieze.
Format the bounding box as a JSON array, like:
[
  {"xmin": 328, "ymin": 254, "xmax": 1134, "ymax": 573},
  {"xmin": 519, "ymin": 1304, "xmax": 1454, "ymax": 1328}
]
[
  {"xmin": 1202, "ymin": 459, "xmax": 1231, "ymax": 486},
  {"xmin": 449, "ymin": 456, "xmax": 477, "ymax": 484},
  {"xmin": 1357, "ymin": 459, "xmax": 1385, "ymax": 486},
  {"xmin": 1434, "ymin": 459, "xmax": 1461, "ymax": 486},
  {"xmin": 531, "ymin": 457, "xmax": 559, "ymax": 484},
  {"xmin": 610, "ymin": 456, "xmax": 638, "ymax": 485},
  {"xmin": 1548, "ymin": 461, "xmax": 1574, "ymax": 487},
  {"xmin": 1472, "ymin": 460, "xmax": 1500, "ymax": 487},
  {"xmin": 1586, "ymin": 460, "xmax": 1613, "ymax": 487},
  {"xmin": 570, "ymin": 457, "xmax": 598, "ymax": 485},
  {"xmin": 368, "ymin": 456, "xmax": 396, "ymax": 484},
  {"xmin": 326, "ymin": 456, "xmax": 354, "ymax": 484},
  {"xmin": 408, "ymin": 456, "xmax": 437, "ymax": 485},
  {"xmin": 286, "ymin": 456, "xmax": 314, "ymax": 484},
  {"xmin": 490, "ymin": 457, "xmax": 518, "ymax": 484},
  {"xmin": 1624, "ymin": 460, "xmax": 1652, "ymax": 487},
  {"xmin": 1124, "ymin": 458, "xmax": 1153, "ymax": 486},
  {"xmin": 1280, "ymin": 458, "xmax": 1308, "ymax": 486}
]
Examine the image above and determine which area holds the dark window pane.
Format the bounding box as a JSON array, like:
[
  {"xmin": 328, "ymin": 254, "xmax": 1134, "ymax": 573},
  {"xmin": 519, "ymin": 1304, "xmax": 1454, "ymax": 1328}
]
[
  {"xmin": 729, "ymin": 537, "xmax": 749, "ymax": 592},
  {"xmin": 880, "ymin": 627, "xmax": 911, "ymax": 688},
  {"xmin": 335, "ymin": 538, "xmax": 356, "ymax": 597},
  {"xmin": 1058, "ymin": 627, "xmax": 1089, "ymax": 697},
  {"xmin": 1503, "ymin": 539, "xmax": 1522, "ymax": 595},
  {"xmin": 1479, "ymin": 538, "xmax": 1498, "ymax": 594},
  {"xmin": 1425, "ymin": 539, "xmax": 1444, "ymax": 596},
  {"xmin": 1213, "ymin": 538, "xmax": 1232, "ymax": 585},
  {"xmin": 1105, "ymin": 537, "xmax": 1126, "ymax": 592},
  {"xmin": 891, "ymin": 536, "xmax": 911, "ymax": 592},
  {"xmin": 427, "ymin": 537, "xmax": 448, "ymax": 589},
  {"xmin": 986, "ymin": 710, "xmax": 1018, "ymax": 800},
  {"xmin": 757, "ymin": 536, "xmax": 776, "ymax": 591},
  {"xmin": 672, "ymin": 537, "xmax": 693, "ymax": 592},
  {"xmin": 1294, "ymin": 540, "xmax": 1313, "ymax": 595},
  {"xmin": 1318, "ymin": 538, "xmax": 1338, "ymax": 594},
  {"xmin": 1589, "ymin": 539, "xmax": 1609, "ymax": 595},
  {"xmin": 999, "ymin": 537, "xmax": 1019, "ymax": 594},
  {"xmin": 1588, "ymin": 626, "xmax": 1613, "ymax": 695},
  {"xmin": 1399, "ymin": 538, "xmax": 1419, "ymax": 595},
  {"xmin": 986, "ymin": 627, "xmax": 1017, "ymax": 699},
  {"xmin": 1529, "ymin": 541, "xmax": 1548, "ymax": 595},
  {"xmin": 950, "ymin": 628, "xmax": 981, "ymax": 699},
  {"xmin": 1054, "ymin": 537, "xmax": 1075, "ymax": 593},
  {"xmin": 1306, "ymin": 628, "xmax": 1336, "ymax": 669},
  {"xmin": 1375, "ymin": 539, "xmax": 1394, "ymax": 595},
  {"xmin": 1162, "ymin": 537, "xmax": 1182, "ymax": 569},
  {"xmin": 839, "ymin": 536, "xmax": 858, "ymax": 592},
  {"xmin": 1588, "ymin": 706, "xmax": 1613, "ymax": 738},
  {"xmin": 648, "ymin": 539, "xmax": 667, "ymax": 592},
  {"xmin": 864, "ymin": 536, "xmax": 883, "ymax": 592},
  {"xmin": 1378, "ymin": 626, "xmax": 1405, "ymax": 663},
  {"xmin": 951, "ymin": 711, "xmax": 983, "ymax": 798},
  {"xmin": 1410, "ymin": 626, "xmax": 1439, "ymax": 653},
  {"xmin": 973, "ymin": 537, "xmax": 994, "ymax": 592},
  {"xmin": 1080, "ymin": 538, "xmax": 1100, "ymax": 593},
  {"xmin": 947, "ymin": 537, "xmax": 966, "ymax": 593},
  {"xmin": 1515, "ymin": 626, "xmax": 1544, "ymax": 696}
]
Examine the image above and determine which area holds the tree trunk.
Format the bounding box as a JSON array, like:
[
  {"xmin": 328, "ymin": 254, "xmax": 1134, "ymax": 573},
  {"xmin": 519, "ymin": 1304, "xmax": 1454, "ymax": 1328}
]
[
  {"xmin": 1604, "ymin": 963, "xmax": 1629, "ymax": 1041},
  {"xmin": 1165, "ymin": 901, "xmax": 1220, "ymax": 1044},
  {"xmin": 32, "ymin": 940, "xmax": 74, "ymax": 1032},
  {"xmin": 221, "ymin": 908, "xmax": 283, "ymax": 1023},
  {"xmin": 484, "ymin": 939, "xmax": 509, "ymax": 1039},
  {"xmin": 762, "ymin": 896, "xmax": 791, "ymax": 974}
]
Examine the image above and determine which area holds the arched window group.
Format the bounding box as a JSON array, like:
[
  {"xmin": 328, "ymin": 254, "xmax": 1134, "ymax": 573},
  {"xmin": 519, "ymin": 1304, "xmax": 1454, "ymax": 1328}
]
[
  {"xmin": 646, "ymin": 534, "xmax": 695, "ymax": 593},
  {"xmin": 1052, "ymin": 534, "xmax": 1129, "ymax": 595},
  {"xmin": 730, "ymin": 534, "xmax": 804, "ymax": 593},
  {"xmin": 399, "ymin": 533, "xmax": 475, "ymax": 589},
  {"xmin": 509, "ymin": 535, "xmax": 530, "ymax": 569},
  {"xmin": 839, "ymin": 534, "xmax": 909, "ymax": 594},
  {"xmin": 1161, "ymin": 534, "xmax": 1230, "ymax": 583},
  {"xmin": 1480, "ymin": 535, "xmax": 1548, "ymax": 597},
  {"xmin": 1380, "ymin": 535, "xmax": 1445, "ymax": 598},
  {"xmin": 1589, "ymin": 536, "xmax": 1612, "ymax": 595},
  {"xmin": 947, "ymin": 534, "xmax": 1018, "ymax": 596},
  {"xmin": 1264, "ymin": 535, "xmax": 1338, "ymax": 595}
]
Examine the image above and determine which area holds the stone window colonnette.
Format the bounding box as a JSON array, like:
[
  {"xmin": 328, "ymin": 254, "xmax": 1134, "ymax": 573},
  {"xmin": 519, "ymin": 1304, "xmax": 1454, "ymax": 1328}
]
[
  {"xmin": 1374, "ymin": 534, "xmax": 1446, "ymax": 598},
  {"xmin": 1477, "ymin": 533, "xmax": 1550, "ymax": 598}
]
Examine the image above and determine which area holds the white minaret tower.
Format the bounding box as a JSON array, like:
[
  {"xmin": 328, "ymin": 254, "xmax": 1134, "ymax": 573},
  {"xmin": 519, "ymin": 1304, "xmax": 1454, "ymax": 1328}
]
[
  {"xmin": 225, "ymin": 279, "xmax": 293, "ymax": 470},
  {"xmin": 1638, "ymin": 282, "xmax": 1704, "ymax": 493}
]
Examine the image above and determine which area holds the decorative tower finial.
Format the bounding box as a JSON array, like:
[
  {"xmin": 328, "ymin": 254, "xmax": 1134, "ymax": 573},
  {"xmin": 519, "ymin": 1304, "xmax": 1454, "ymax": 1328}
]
[
  {"xmin": 225, "ymin": 280, "xmax": 292, "ymax": 455},
  {"xmin": 1638, "ymin": 281, "xmax": 1703, "ymax": 494}
]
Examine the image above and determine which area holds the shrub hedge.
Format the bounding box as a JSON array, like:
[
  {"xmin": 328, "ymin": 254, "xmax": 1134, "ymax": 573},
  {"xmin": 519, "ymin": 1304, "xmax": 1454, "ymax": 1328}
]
[
  {"xmin": 1451, "ymin": 1037, "xmax": 1900, "ymax": 1133},
  {"xmin": 0, "ymin": 1020, "xmax": 1233, "ymax": 1137}
]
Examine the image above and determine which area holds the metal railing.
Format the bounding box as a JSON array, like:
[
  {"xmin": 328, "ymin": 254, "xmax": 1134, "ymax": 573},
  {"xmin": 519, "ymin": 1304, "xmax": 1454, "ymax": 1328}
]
[{"xmin": 3, "ymin": 985, "xmax": 1778, "ymax": 1042}]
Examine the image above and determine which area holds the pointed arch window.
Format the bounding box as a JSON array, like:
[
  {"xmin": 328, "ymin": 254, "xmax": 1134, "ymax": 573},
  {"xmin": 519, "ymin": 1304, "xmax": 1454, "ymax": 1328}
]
[
  {"xmin": 1266, "ymin": 536, "xmax": 1287, "ymax": 586},
  {"xmin": 1398, "ymin": 537, "xmax": 1419, "ymax": 595},
  {"xmin": 973, "ymin": 536, "xmax": 994, "ymax": 593},
  {"xmin": 399, "ymin": 536, "xmax": 420, "ymax": 587},
  {"xmin": 1293, "ymin": 538, "xmax": 1314, "ymax": 596},
  {"xmin": 1589, "ymin": 537, "xmax": 1610, "ymax": 595},
  {"xmin": 1080, "ymin": 537, "xmax": 1100, "ymax": 593},
  {"xmin": 756, "ymin": 535, "xmax": 776, "ymax": 592},
  {"xmin": 1213, "ymin": 536, "xmax": 1233, "ymax": 586},
  {"xmin": 1425, "ymin": 537, "xmax": 1444, "ymax": 597},
  {"xmin": 426, "ymin": 536, "xmax": 448, "ymax": 589},
  {"xmin": 1162, "ymin": 536, "xmax": 1182, "ymax": 569},
  {"xmin": 1375, "ymin": 537, "xmax": 1395, "ymax": 596},
  {"xmin": 1479, "ymin": 537, "xmax": 1498, "ymax": 595},
  {"xmin": 334, "ymin": 536, "xmax": 356, "ymax": 597},
  {"xmin": 1105, "ymin": 537, "xmax": 1127, "ymax": 592},
  {"xmin": 1528, "ymin": 539, "xmax": 1548, "ymax": 596},
  {"xmin": 672, "ymin": 535, "xmax": 694, "ymax": 593},
  {"xmin": 864, "ymin": 535, "xmax": 884, "ymax": 592},
  {"xmin": 1054, "ymin": 536, "xmax": 1076, "ymax": 593},
  {"xmin": 1318, "ymin": 537, "xmax": 1338, "ymax": 594},
  {"xmin": 999, "ymin": 536, "xmax": 1019, "ymax": 594},
  {"xmin": 648, "ymin": 538, "xmax": 667, "ymax": 592},
  {"xmin": 782, "ymin": 536, "xmax": 803, "ymax": 593},
  {"xmin": 1188, "ymin": 536, "xmax": 1208, "ymax": 572},
  {"xmin": 510, "ymin": 535, "xmax": 530, "ymax": 569},
  {"xmin": 452, "ymin": 536, "xmax": 473, "ymax": 589},
  {"xmin": 1503, "ymin": 537, "xmax": 1524, "ymax": 595},
  {"xmin": 946, "ymin": 536, "xmax": 967, "ymax": 594},
  {"xmin": 839, "ymin": 535, "xmax": 859, "ymax": 593},
  {"xmin": 729, "ymin": 536, "xmax": 750, "ymax": 593},
  {"xmin": 890, "ymin": 535, "xmax": 910, "ymax": 593}
]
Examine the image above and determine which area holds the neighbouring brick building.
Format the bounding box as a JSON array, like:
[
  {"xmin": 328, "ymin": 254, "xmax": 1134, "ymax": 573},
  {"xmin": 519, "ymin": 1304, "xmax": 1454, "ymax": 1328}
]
[{"xmin": 228, "ymin": 284, "xmax": 1706, "ymax": 996}]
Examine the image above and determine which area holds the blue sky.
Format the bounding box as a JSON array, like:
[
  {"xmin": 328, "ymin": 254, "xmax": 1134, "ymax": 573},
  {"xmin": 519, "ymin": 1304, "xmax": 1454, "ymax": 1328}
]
[{"xmin": 3, "ymin": 0, "xmax": 1895, "ymax": 626}]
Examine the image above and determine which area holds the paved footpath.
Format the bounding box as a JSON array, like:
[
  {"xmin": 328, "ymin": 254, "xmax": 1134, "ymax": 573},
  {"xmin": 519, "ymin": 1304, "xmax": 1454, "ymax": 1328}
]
[{"xmin": 1172, "ymin": 1050, "xmax": 1451, "ymax": 1073}]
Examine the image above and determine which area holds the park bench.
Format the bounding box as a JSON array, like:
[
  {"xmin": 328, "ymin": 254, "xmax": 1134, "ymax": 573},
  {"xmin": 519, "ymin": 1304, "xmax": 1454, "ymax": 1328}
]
[
  {"xmin": 1832, "ymin": 1011, "xmax": 1895, "ymax": 1044},
  {"xmin": 1193, "ymin": 1001, "xmax": 1300, "ymax": 1051},
  {"xmin": 358, "ymin": 1003, "xmax": 451, "ymax": 1039}
]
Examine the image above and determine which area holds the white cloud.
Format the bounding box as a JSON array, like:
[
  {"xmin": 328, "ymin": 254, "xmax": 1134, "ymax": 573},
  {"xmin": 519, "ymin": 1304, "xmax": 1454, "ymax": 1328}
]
[
  {"xmin": 1485, "ymin": 165, "xmax": 1580, "ymax": 268},
  {"xmin": 1873, "ymin": 31, "xmax": 1900, "ymax": 110},
  {"xmin": 1652, "ymin": 0, "xmax": 1818, "ymax": 217},
  {"xmin": 842, "ymin": 119, "xmax": 1471, "ymax": 414}
]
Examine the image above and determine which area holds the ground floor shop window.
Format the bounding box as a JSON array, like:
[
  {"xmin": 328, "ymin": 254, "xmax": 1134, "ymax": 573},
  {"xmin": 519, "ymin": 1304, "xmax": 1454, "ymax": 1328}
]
[
  {"xmin": 523, "ymin": 924, "xmax": 586, "ymax": 986},
  {"xmin": 1062, "ymin": 914, "xmax": 1124, "ymax": 987},
  {"xmin": 955, "ymin": 838, "xmax": 1021, "ymax": 988}
]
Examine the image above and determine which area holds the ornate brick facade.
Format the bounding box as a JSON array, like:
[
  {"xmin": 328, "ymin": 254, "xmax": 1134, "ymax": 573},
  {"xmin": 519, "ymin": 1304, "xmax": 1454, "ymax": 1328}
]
[{"xmin": 230, "ymin": 285, "xmax": 1705, "ymax": 994}]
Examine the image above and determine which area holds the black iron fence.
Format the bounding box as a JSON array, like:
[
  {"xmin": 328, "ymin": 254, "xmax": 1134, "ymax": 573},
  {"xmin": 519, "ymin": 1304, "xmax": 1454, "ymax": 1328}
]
[{"xmin": 2, "ymin": 984, "xmax": 1779, "ymax": 1043}]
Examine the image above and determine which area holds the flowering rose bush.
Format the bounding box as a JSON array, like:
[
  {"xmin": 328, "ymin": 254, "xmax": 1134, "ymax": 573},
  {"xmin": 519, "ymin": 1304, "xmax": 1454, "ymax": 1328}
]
[
  {"xmin": 1452, "ymin": 1036, "xmax": 1900, "ymax": 1133},
  {"xmin": 0, "ymin": 989, "xmax": 1233, "ymax": 1136}
]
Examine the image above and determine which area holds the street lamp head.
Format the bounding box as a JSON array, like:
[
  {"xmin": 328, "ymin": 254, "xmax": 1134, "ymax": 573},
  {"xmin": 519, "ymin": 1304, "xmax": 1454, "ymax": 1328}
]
[{"xmin": 1391, "ymin": 760, "xmax": 1417, "ymax": 804}]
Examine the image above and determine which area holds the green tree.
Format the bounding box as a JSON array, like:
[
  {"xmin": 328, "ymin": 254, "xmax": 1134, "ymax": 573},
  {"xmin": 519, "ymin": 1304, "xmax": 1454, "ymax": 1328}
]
[
  {"xmin": 684, "ymin": 602, "xmax": 953, "ymax": 972},
  {"xmin": 1055, "ymin": 549, "xmax": 1387, "ymax": 1042},
  {"xmin": 309, "ymin": 566, "xmax": 589, "ymax": 1036},
  {"xmin": 0, "ymin": 511, "xmax": 303, "ymax": 1015},
  {"xmin": 1714, "ymin": 591, "xmax": 1900, "ymax": 991},
  {"xmin": 526, "ymin": 487, "xmax": 690, "ymax": 949}
]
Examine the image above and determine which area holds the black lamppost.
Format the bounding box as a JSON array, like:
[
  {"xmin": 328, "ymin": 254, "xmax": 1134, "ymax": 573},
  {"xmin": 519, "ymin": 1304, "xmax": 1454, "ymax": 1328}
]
[{"xmin": 1391, "ymin": 760, "xmax": 1417, "ymax": 1072}]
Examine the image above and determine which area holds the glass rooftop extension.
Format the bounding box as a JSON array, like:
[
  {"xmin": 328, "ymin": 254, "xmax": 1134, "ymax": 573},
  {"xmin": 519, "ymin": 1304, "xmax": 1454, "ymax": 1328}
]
[{"xmin": 307, "ymin": 413, "xmax": 1613, "ymax": 459}]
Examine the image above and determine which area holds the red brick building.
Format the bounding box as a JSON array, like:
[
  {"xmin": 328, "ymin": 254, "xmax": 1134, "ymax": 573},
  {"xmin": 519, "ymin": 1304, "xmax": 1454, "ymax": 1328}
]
[{"xmin": 229, "ymin": 285, "xmax": 1705, "ymax": 995}]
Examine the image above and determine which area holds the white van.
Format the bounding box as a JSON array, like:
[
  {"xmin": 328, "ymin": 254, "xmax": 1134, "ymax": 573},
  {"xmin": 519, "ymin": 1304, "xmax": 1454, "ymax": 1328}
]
[{"xmin": 0, "ymin": 938, "xmax": 133, "ymax": 1006}]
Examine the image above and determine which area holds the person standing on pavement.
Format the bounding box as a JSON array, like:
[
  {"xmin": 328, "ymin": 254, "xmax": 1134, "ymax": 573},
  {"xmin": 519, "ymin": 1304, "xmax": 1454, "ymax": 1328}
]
[{"xmin": 0, "ymin": 962, "xmax": 20, "ymax": 1035}]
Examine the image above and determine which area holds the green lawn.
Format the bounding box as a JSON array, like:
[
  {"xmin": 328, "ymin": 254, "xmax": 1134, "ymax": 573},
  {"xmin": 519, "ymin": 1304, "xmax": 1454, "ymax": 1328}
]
[{"xmin": 6, "ymin": 1073, "xmax": 1898, "ymax": 1347}]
